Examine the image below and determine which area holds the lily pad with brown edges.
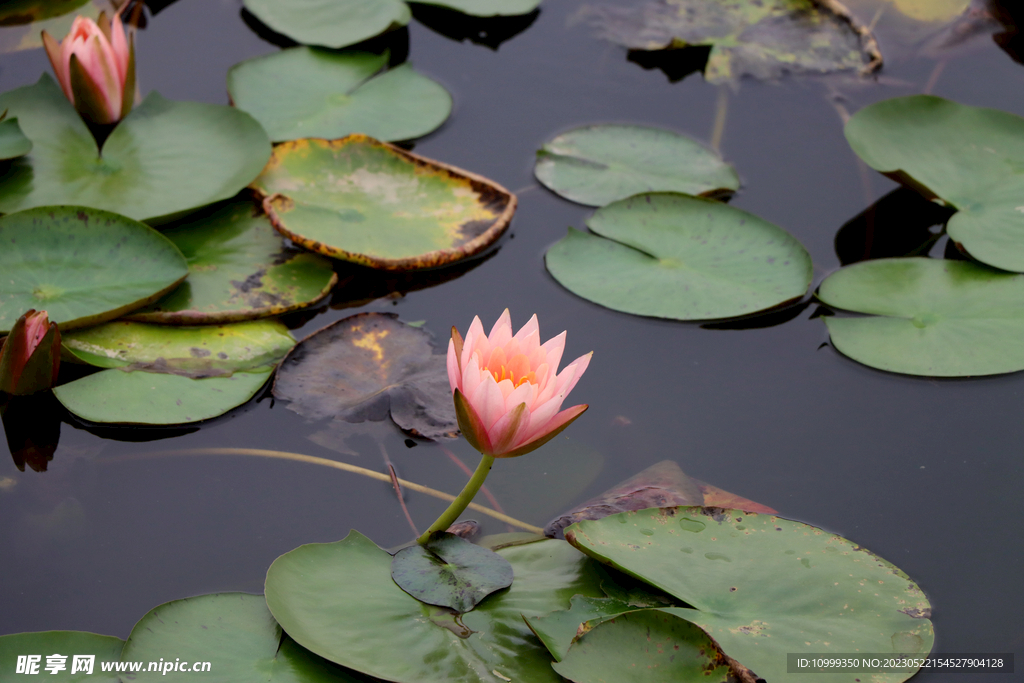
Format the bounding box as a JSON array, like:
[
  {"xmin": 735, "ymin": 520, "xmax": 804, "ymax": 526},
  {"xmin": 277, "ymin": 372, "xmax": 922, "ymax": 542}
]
[
  {"xmin": 544, "ymin": 460, "xmax": 775, "ymax": 538},
  {"xmin": 251, "ymin": 135, "xmax": 516, "ymax": 271},
  {"xmin": 125, "ymin": 198, "xmax": 338, "ymax": 324},
  {"xmin": 273, "ymin": 312, "xmax": 457, "ymax": 440}
]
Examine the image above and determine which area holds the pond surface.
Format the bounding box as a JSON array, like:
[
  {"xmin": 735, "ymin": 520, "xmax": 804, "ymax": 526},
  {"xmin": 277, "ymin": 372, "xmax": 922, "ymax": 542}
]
[{"xmin": 1, "ymin": 1, "xmax": 1022, "ymax": 679}]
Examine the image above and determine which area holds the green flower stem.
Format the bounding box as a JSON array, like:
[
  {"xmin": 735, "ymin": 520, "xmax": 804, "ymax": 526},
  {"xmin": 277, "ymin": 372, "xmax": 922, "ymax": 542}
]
[{"xmin": 417, "ymin": 453, "xmax": 495, "ymax": 545}]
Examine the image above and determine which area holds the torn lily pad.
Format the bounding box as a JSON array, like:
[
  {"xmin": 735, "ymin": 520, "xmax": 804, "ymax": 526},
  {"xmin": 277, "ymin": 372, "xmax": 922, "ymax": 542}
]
[
  {"xmin": 251, "ymin": 135, "xmax": 515, "ymax": 270},
  {"xmin": 63, "ymin": 320, "xmax": 295, "ymax": 378},
  {"xmin": 565, "ymin": 507, "xmax": 934, "ymax": 682},
  {"xmin": 273, "ymin": 312, "xmax": 457, "ymax": 439},
  {"xmin": 228, "ymin": 48, "xmax": 451, "ymax": 143},
  {"xmin": 535, "ymin": 124, "xmax": 738, "ymax": 207},
  {"xmin": 581, "ymin": 0, "xmax": 881, "ymax": 83},
  {"xmin": 125, "ymin": 199, "xmax": 337, "ymax": 324}
]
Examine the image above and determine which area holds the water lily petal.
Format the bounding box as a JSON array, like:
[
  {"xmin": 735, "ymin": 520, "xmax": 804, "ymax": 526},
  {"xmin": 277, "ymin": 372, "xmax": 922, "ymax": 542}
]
[{"xmin": 499, "ymin": 404, "xmax": 589, "ymax": 458}]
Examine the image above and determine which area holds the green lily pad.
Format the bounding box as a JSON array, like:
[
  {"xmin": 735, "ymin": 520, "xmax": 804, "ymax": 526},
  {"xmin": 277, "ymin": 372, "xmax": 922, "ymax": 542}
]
[
  {"xmin": 125, "ymin": 199, "xmax": 337, "ymax": 323},
  {"xmin": 545, "ymin": 193, "xmax": 812, "ymax": 320},
  {"xmin": 565, "ymin": 507, "xmax": 934, "ymax": 683},
  {"xmin": 391, "ymin": 531, "xmax": 514, "ymax": 612},
  {"xmin": 0, "ymin": 206, "xmax": 188, "ymax": 334},
  {"xmin": 534, "ymin": 124, "xmax": 738, "ymax": 207},
  {"xmin": 0, "ymin": 0, "xmax": 88, "ymax": 25},
  {"xmin": 553, "ymin": 610, "xmax": 732, "ymax": 683},
  {"xmin": 273, "ymin": 312, "xmax": 457, "ymax": 439},
  {"xmin": 0, "ymin": 116, "xmax": 30, "ymax": 159},
  {"xmin": 252, "ymin": 135, "xmax": 515, "ymax": 270},
  {"xmin": 63, "ymin": 320, "xmax": 295, "ymax": 377},
  {"xmin": 525, "ymin": 595, "xmax": 638, "ymax": 662},
  {"xmin": 818, "ymin": 257, "xmax": 1024, "ymax": 376},
  {"xmin": 228, "ymin": 48, "xmax": 451, "ymax": 143},
  {"xmin": 581, "ymin": 0, "xmax": 879, "ymax": 84},
  {"xmin": 0, "ymin": 75, "xmax": 271, "ymax": 222},
  {"xmin": 409, "ymin": 0, "xmax": 541, "ymax": 16},
  {"xmin": 243, "ymin": 0, "xmax": 410, "ymax": 49},
  {"xmin": 266, "ymin": 531, "xmax": 605, "ymax": 683},
  {"xmin": 0, "ymin": 631, "xmax": 123, "ymax": 681},
  {"xmin": 120, "ymin": 593, "xmax": 363, "ymax": 682},
  {"xmin": 846, "ymin": 96, "xmax": 1024, "ymax": 272},
  {"xmin": 54, "ymin": 367, "xmax": 272, "ymax": 424}
]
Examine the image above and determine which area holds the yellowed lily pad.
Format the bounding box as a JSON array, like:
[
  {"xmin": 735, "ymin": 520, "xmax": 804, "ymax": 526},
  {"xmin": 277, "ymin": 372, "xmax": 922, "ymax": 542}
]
[{"xmin": 251, "ymin": 135, "xmax": 516, "ymax": 270}]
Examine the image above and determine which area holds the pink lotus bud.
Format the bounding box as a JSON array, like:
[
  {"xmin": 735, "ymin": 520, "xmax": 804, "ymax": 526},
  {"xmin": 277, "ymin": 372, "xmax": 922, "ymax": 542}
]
[
  {"xmin": 447, "ymin": 310, "xmax": 590, "ymax": 458},
  {"xmin": 41, "ymin": 12, "xmax": 136, "ymax": 125},
  {"xmin": 0, "ymin": 310, "xmax": 61, "ymax": 396}
]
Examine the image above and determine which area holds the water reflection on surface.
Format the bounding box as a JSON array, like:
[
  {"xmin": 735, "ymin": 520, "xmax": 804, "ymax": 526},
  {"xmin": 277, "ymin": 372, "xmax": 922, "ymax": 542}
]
[{"xmin": 1, "ymin": 0, "xmax": 1023, "ymax": 677}]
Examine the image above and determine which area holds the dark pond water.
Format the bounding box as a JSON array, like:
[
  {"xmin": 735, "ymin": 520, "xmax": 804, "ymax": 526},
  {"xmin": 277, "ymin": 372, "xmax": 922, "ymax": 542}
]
[{"xmin": 1, "ymin": 1, "xmax": 1022, "ymax": 679}]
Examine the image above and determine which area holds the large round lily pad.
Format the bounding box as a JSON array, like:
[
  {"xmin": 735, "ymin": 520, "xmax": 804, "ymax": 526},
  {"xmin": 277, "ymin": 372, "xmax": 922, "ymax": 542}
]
[
  {"xmin": 273, "ymin": 312, "xmax": 456, "ymax": 439},
  {"xmin": 63, "ymin": 320, "xmax": 295, "ymax": 377},
  {"xmin": 243, "ymin": 0, "xmax": 410, "ymax": 49},
  {"xmin": 53, "ymin": 368, "xmax": 272, "ymax": 425},
  {"xmin": 818, "ymin": 257, "xmax": 1024, "ymax": 376},
  {"xmin": 120, "ymin": 593, "xmax": 363, "ymax": 682},
  {"xmin": 409, "ymin": 0, "xmax": 541, "ymax": 16},
  {"xmin": 0, "ymin": 75, "xmax": 271, "ymax": 222},
  {"xmin": 125, "ymin": 199, "xmax": 337, "ymax": 323},
  {"xmin": 252, "ymin": 135, "xmax": 516, "ymax": 270},
  {"xmin": 0, "ymin": 116, "xmax": 30, "ymax": 159},
  {"xmin": 545, "ymin": 193, "xmax": 812, "ymax": 320},
  {"xmin": 534, "ymin": 124, "xmax": 738, "ymax": 207},
  {"xmin": 265, "ymin": 531, "xmax": 605, "ymax": 683},
  {"xmin": 0, "ymin": 631, "xmax": 123, "ymax": 681},
  {"xmin": 0, "ymin": 206, "xmax": 188, "ymax": 334},
  {"xmin": 565, "ymin": 507, "xmax": 934, "ymax": 683},
  {"xmin": 228, "ymin": 48, "xmax": 451, "ymax": 143},
  {"xmin": 845, "ymin": 96, "xmax": 1024, "ymax": 272}
]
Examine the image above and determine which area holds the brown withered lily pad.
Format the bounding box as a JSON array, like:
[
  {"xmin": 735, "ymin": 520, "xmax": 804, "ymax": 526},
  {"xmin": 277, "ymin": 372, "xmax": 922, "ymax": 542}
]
[
  {"xmin": 544, "ymin": 460, "xmax": 775, "ymax": 538},
  {"xmin": 273, "ymin": 312, "xmax": 458, "ymax": 440},
  {"xmin": 250, "ymin": 135, "xmax": 516, "ymax": 270}
]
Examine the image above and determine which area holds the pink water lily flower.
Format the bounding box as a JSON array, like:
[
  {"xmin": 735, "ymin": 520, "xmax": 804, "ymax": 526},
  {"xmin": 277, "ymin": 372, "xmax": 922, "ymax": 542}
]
[
  {"xmin": 42, "ymin": 12, "xmax": 135, "ymax": 125},
  {"xmin": 447, "ymin": 310, "xmax": 591, "ymax": 458}
]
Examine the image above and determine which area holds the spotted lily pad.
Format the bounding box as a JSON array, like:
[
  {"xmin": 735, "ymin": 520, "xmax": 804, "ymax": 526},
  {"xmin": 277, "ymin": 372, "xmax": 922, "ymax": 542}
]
[
  {"xmin": 565, "ymin": 507, "xmax": 934, "ymax": 683},
  {"xmin": 243, "ymin": 0, "xmax": 410, "ymax": 49},
  {"xmin": 410, "ymin": 0, "xmax": 541, "ymax": 16},
  {"xmin": 0, "ymin": 75, "xmax": 271, "ymax": 222},
  {"xmin": 0, "ymin": 206, "xmax": 188, "ymax": 334},
  {"xmin": 252, "ymin": 135, "xmax": 515, "ymax": 270},
  {"xmin": 273, "ymin": 312, "xmax": 456, "ymax": 439},
  {"xmin": 525, "ymin": 594, "xmax": 639, "ymax": 662},
  {"xmin": 846, "ymin": 96, "xmax": 1024, "ymax": 272},
  {"xmin": 0, "ymin": 116, "xmax": 30, "ymax": 159},
  {"xmin": 581, "ymin": 0, "xmax": 880, "ymax": 83},
  {"xmin": 391, "ymin": 531, "xmax": 514, "ymax": 612},
  {"xmin": 545, "ymin": 193, "xmax": 812, "ymax": 320},
  {"xmin": 119, "ymin": 593, "xmax": 363, "ymax": 682},
  {"xmin": 818, "ymin": 257, "xmax": 1024, "ymax": 376},
  {"xmin": 265, "ymin": 531, "xmax": 605, "ymax": 683},
  {"xmin": 54, "ymin": 367, "xmax": 273, "ymax": 425},
  {"xmin": 228, "ymin": 48, "xmax": 451, "ymax": 143},
  {"xmin": 125, "ymin": 199, "xmax": 337, "ymax": 323},
  {"xmin": 535, "ymin": 124, "xmax": 738, "ymax": 207},
  {"xmin": 63, "ymin": 320, "xmax": 295, "ymax": 378},
  {"xmin": 0, "ymin": 631, "xmax": 123, "ymax": 681}
]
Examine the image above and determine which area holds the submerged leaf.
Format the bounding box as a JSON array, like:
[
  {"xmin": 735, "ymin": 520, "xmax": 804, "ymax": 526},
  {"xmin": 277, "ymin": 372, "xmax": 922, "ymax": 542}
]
[
  {"xmin": 391, "ymin": 531, "xmax": 514, "ymax": 613},
  {"xmin": 545, "ymin": 460, "xmax": 774, "ymax": 538},
  {"xmin": 273, "ymin": 312, "xmax": 457, "ymax": 439},
  {"xmin": 581, "ymin": 0, "xmax": 880, "ymax": 83}
]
